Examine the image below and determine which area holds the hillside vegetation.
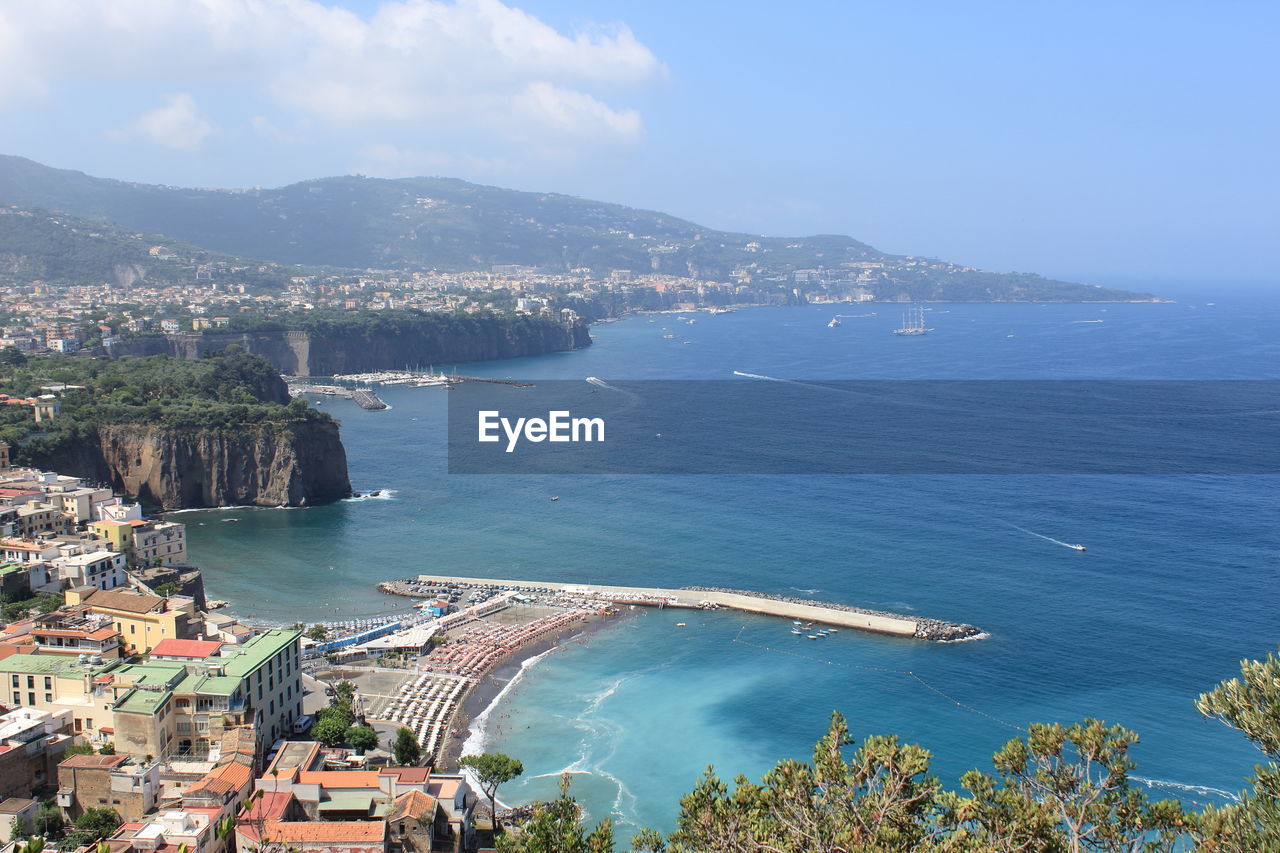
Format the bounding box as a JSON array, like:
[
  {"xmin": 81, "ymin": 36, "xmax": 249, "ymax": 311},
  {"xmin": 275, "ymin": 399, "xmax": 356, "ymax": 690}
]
[{"xmin": 0, "ymin": 155, "xmax": 1148, "ymax": 301}]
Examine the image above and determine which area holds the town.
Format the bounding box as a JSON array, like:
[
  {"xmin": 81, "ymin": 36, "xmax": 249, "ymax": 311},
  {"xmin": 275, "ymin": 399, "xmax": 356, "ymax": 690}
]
[{"xmin": 0, "ymin": 445, "xmax": 621, "ymax": 853}]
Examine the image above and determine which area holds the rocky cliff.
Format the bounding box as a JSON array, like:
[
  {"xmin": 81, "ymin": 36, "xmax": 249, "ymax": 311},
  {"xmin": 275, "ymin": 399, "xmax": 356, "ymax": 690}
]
[
  {"xmin": 107, "ymin": 320, "xmax": 591, "ymax": 375},
  {"xmin": 38, "ymin": 420, "xmax": 351, "ymax": 510}
]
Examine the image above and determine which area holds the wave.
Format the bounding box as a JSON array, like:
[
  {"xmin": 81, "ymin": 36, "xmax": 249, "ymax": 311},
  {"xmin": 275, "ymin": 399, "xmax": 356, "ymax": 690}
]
[
  {"xmin": 343, "ymin": 489, "xmax": 398, "ymax": 502},
  {"xmin": 461, "ymin": 646, "xmax": 558, "ymax": 758},
  {"xmin": 938, "ymin": 631, "xmax": 991, "ymax": 644},
  {"xmin": 162, "ymin": 504, "xmax": 259, "ymax": 516}
]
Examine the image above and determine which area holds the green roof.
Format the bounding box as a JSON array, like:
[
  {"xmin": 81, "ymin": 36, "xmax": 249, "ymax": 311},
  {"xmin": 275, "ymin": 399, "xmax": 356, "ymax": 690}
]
[
  {"xmin": 218, "ymin": 629, "xmax": 299, "ymax": 678},
  {"xmin": 0, "ymin": 655, "xmax": 114, "ymax": 679},
  {"xmin": 318, "ymin": 796, "xmax": 374, "ymax": 814},
  {"xmin": 115, "ymin": 686, "xmax": 172, "ymax": 714}
]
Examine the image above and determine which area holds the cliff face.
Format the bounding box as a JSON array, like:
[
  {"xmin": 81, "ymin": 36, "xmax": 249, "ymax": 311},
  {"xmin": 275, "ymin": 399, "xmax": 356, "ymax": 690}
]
[
  {"xmin": 108, "ymin": 322, "xmax": 589, "ymax": 375},
  {"xmin": 47, "ymin": 421, "xmax": 351, "ymax": 510}
]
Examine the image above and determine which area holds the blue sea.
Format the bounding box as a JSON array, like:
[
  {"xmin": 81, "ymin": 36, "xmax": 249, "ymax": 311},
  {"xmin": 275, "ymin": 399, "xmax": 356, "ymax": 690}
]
[{"xmin": 180, "ymin": 292, "xmax": 1280, "ymax": 835}]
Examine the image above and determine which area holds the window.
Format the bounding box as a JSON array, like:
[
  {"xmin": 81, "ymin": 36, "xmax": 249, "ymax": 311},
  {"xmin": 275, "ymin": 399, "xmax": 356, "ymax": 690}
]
[
  {"xmin": 43, "ymin": 677, "xmax": 51, "ymax": 690},
  {"xmin": 44, "ymin": 693, "xmax": 52, "ymax": 703},
  {"xmin": 8, "ymin": 675, "xmax": 15, "ymax": 688},
  {"xmin": 26, "ymin": 676, "xmax": 34, "ymax": 689},
  {"xmin": 11, "ymin": 692, "xmax": 18, "ymax": 704}
]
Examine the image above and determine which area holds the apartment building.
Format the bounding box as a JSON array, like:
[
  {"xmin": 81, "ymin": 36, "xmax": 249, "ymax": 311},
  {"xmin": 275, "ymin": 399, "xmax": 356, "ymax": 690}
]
[
  {"xmin": 108, "ymin": 629, "xmax": 303, "ymax": 760},
  {"xmin": 64, "ymin": 587, "xmax": 198, "ymax": 656}
]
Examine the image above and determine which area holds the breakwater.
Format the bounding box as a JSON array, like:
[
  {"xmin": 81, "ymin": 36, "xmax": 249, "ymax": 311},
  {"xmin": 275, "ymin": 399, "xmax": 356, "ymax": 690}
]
[{"xmin": 382, "ymin": 575, "xmax": 981, "ymax": 642}]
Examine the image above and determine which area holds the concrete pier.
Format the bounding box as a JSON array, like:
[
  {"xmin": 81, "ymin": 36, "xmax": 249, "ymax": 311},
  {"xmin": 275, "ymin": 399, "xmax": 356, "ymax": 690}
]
[{"xmin": 406, "ymin": 575, "xmax": 981, "ymax": 642}]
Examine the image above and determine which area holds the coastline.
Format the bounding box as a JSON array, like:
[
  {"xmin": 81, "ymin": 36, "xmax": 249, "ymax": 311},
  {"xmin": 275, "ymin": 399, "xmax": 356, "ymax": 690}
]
[{"xmin": 437, "ymin": 610, "xmax": 628, "ymax": 770}]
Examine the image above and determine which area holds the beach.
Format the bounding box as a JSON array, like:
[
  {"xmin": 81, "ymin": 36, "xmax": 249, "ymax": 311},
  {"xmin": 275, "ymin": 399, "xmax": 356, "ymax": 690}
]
[{"xmin": 439, "ymin": 609, "xmax": 627, "ymax": 769}]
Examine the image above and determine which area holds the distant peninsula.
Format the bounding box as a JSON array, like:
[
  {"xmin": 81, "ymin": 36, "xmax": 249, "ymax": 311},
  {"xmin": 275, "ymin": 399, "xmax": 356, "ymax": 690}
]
[{"xmin": 0, "ymin": 154, "xmax": 1154, "ymax": 303}]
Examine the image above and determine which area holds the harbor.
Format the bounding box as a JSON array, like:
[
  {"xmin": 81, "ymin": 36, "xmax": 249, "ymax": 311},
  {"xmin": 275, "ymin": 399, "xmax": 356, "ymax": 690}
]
[
  {"xmin": 380, "ymin": 575, "xmax": 982, "ymax": 642},
  {"xmin": 286, "ymin": 382, "xmax": 388, "ymax": 409}
]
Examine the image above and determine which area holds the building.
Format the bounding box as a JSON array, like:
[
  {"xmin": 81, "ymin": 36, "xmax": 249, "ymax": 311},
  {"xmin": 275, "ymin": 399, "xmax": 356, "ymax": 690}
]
[
  {"xmin": 64, "ymin": 587, "xmax": 198, "ymax": 656},
  {"xmin": 1, "ymin": 607, "xmax": 124, "ymax": 660},
  {"xmin": 130, "ymin": 521, "xmax": 188, "ymax": 568},
  {"xmin": 14, "ymin": 501, "xmax": 72, "ymax": 538},
  {"xmin": 50, "ymin": 551, "xmax": 128, "ymax": 592},
  {"xmin": 0, "ymin": 654, "xmax": 116, "ymax": 743},
  {"xmin": 56, "ymin": 752, "xmax": 161, "ymax": 821},
  {"xmin": 108, "ymin": 809, "xmax": 214, "ymax": 853},
  {"xmin": 0, "ymin": 798, "xmax": 39, "ymax": 845},
  {"xmin": 90, "ymin": 519, "xmax": 188, "ymax": 569},
  {"xmin": 0, "ymin": 707, "xmax": 74, "ymax": 799},
  {"xmin": 108, "ymin": 629, "xmax": 302, "ymax": 761}
]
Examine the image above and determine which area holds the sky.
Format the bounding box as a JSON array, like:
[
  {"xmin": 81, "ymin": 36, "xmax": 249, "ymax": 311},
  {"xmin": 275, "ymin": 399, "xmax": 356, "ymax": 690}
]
[{"xmin": 0, "ymin": 0, "xmax": 1276, "ymax": 286}]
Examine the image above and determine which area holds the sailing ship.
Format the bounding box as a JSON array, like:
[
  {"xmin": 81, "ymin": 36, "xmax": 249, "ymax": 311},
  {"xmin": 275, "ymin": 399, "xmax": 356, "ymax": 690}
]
[{"xmin": 893, "ymin": 305, "xmax": 932, "ymax": 336}]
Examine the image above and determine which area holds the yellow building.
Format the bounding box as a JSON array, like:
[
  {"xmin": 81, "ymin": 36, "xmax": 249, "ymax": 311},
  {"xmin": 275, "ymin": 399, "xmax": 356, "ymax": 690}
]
[
  {"xmin": 64, "ymin": 587, "xmax": 198, "ymax": 656},
  {"xmin": 88, "ymin": 519, "xmax": 132, "ymax": 552}
]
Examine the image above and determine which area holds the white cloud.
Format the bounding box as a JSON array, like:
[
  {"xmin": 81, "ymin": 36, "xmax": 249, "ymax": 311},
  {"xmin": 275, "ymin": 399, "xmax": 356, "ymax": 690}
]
[
  {"xmin": 123, "ymin": 94, "xmax": 214, "ymax": 150},
  {"xmin": 0, "ymin": 0, "xmax": 663, "ymax": 152}
]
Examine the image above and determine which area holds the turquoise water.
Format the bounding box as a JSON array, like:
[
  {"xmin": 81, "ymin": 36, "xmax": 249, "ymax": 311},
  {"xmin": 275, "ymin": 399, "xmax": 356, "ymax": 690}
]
[{"xmin": 180, "ymin": 296, "xmax": 1280, "ymax": 834}]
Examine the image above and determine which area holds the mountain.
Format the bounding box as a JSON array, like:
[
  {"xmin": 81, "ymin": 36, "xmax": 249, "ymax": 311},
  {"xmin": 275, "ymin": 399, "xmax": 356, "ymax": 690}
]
[
  {"xmin": 0, "ymin": 155, "xmax": 1151, "ymax": 300},
  {"xmin": 0, "ymin": 204, "xmax": 297, "ymax": 288}
]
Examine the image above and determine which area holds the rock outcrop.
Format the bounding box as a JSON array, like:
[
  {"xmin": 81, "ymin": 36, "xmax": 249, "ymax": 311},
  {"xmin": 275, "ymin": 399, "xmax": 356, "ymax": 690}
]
[{"xmin": 39, "ymin": 420, "xmax": 351, "ymax": 510}]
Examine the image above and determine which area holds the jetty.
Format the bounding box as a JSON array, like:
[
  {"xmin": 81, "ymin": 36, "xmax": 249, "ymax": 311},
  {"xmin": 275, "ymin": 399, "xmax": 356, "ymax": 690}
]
[
  {"xmin": 287, "ymin": 383, "xmax": 387, "ymax": 410},
  {"xmin": 393, "ymin": 575, "xmax": 981, "ymax": 642}
]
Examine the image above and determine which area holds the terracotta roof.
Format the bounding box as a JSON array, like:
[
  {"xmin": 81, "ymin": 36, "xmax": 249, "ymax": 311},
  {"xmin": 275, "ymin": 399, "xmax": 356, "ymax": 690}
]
[
  {"xmin": 296, "ymin": 771, "xmax": 382, "ymax": 789},
  {"xmin": 385, "ymin": 790, "xmax": 437, "ymax": 823},
  {"xmin": 150, "ymin": 638, "xmax": 223, "ymax": 659},
  {"xmin": 239, "ymin": 791, "xmax": 296, "ymax": 824},
  {"xmin": 60, "ymin": 753, "xmax": 129, "ymax": 769},
  {"xmin": 379, "ymin": 767, "xmax": 430, "ymax": 784},
  {"xmin": 81, "ymin": 588, "xmax": 165, "ymax": 614},
  {"xmin": 262, "ymin": 821, "xmax": 386, "ymax": 843}
]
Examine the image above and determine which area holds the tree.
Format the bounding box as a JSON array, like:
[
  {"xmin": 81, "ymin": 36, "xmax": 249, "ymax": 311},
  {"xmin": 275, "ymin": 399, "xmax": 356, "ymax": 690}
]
[
  {"xmin": 335, "ymin": 680, "xmax": 356, "ymax": 703},
  {"xmin": 63, "ymin": 742, "xmax": 96, "ymax": 756},
  {"xmin": 305, "ymin": 624, "xmax": 329, "ymax": 642},
  {"xmin": 496, "ymin": 775, "xmax": 612, "ymax": 853},
  {"xmin": 154, "ymin": 582, "xmax": 179, "ymax": 597},
  {"xmin": 99, "ymin": 741, "xmax": 116, "ymax": 755},
  {"xmin": 1194, "ymin": 649, "xmax": 1280, "ymax": 850},
  {"xmin": 459, "ymin": 752, "xmax": 525, "ymax": 831},
  {"xmin": 312, "ymin": 716, "xmax": 349, "ymax": 748},
  {"xmin": 946, "ymin": 720, "xmax": 1187, "ymax": 852},
  {"xmin": 347, "ymin": 725, "xmax": 379, "ymax": 755},
  {"xmin": 393, "ymin": 727, "xmax": 422, "ymax": 766},
  {"xmin": 73, "ymin": 807, "xmax": 122, "ymax": 841},
  {"xmin": 33, "ymin": 804, "xmax": 63, "ymax": 838}
]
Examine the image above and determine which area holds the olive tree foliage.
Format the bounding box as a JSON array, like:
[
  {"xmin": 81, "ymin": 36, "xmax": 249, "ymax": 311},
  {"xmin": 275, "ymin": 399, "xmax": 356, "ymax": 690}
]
[
  {"xmin": 1193, "ymin": 649, "xmax": 1280, "ymax": 851},
  {"xmin": 498, "ymin": 650, "xmax": 1280, "ymax": 853},
  {"xmin": 496, "ymin": 775, "xmax": 613, "ymax": 853}
]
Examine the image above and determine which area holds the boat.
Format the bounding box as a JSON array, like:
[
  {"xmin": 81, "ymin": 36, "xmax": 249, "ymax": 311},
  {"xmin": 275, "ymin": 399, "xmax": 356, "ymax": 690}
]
[
  {"xmin": 791, "ymin": 628, "xmax": 803, "ymax": 634},
  {"xmin": 893, "ymin": 305, "xmax": 933, "ymax": 336},
  {"xmin": 827, "ymin": 628, "xmax": 839, "ymax": 632},
  {"xmin": 807, "ymin": 635, "xmax": 819, "ymax": 639},
  {"xmin": 676, "ymin": 622, "xmax": 687, "ymax": 627},
  {"xmin": 550, "ymin": 496, "xmax": 559, "ymax": 502},
  {"xmin": 792, "ymin": 620, "xmax": 802, "ymax": 625},
  {"xmin": 828, "ymin": 317, "xmax": 841, "ymax": 328},
  {"xmin": 1068, "ymin": 544, "xmax": 1086, "ymax": 551}
]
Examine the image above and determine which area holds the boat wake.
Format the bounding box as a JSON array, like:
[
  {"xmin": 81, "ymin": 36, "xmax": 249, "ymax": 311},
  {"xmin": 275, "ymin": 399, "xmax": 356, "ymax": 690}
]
[
  {"xmin": 1004, "ymin": 522, "xmax": 1087, "ymax": 552},
  {"xmin": 586, "ymin": 376, "xmax": 622, "ymax": 392},
  {"xmin": 1133, "ymin": 775, "xmax": 1240, "ymax": 803}
]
